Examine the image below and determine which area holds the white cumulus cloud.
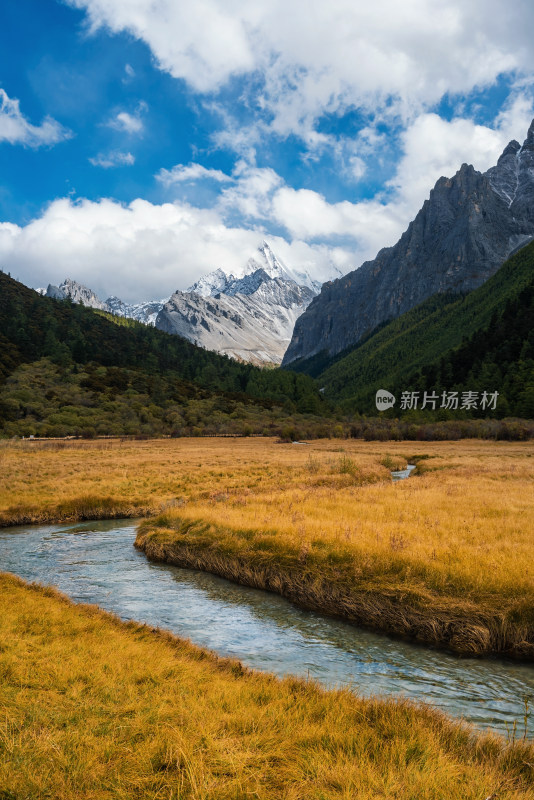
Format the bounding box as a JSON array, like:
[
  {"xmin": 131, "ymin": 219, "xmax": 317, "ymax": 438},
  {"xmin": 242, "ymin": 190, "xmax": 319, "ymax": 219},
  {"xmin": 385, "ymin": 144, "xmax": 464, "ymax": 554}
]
[
  {"xmin": 89, "ymin": 150, "xmax": 135, "ymax": 168},
  {"xmin": 271, "ymin": 187, "xmax": 404, "ymax": 251},
  {"xmin": 67, "ymin": 0, "xmax": 255, "ymax": 93},
  {"xmin": 107, "ymin": 101, "xmax": 147, "ymax": 134},
  {"xmin": 0, "ymin": 88, "xmax": 72, "ymax": 147},
  {"xmin": 156, "ymin": 162, "xmax": 232, "ymax": 186},
  {"xmin": 65, "ymin": 0, "xmax": 534, "ymax": 144},
  {"xmin": 109, "ymin": 111, "xmax": 142, "ymax": 134},
  {"xmin": 219, "ymin": 162, "xmax": 283, "ymax": 220}
]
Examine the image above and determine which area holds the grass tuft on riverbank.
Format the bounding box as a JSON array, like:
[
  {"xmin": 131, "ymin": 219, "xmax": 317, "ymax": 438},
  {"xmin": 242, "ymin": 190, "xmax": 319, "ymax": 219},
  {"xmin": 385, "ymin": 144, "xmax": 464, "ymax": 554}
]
[{"xmin": 1, "ymin": 571, "xmax": 534, "ymax": 799}]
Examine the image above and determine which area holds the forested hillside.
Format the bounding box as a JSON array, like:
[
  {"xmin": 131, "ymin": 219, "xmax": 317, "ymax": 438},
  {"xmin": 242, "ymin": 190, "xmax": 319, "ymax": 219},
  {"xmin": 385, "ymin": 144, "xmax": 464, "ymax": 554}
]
[
  {"xmin": 399, "ymin": 279, "xmax": 534, "ymax": 418},
  {"xmin": 0, "ymin": 272, "xmax": 329, "ymax": 438},
  {"xmin": 2, "ymin": 254, "xmax": 533, "ymax": 440},
  {"xmin": 294, "ymin": 242, "xmax": 534, "ymax": 417}
]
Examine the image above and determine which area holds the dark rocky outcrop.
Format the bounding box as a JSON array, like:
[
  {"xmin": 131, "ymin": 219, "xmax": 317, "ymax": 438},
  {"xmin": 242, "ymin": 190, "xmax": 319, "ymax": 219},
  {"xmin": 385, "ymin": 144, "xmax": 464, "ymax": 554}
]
[{"xmin": 283, "ymin": 119, "xmax": 534, "ymax": 365}]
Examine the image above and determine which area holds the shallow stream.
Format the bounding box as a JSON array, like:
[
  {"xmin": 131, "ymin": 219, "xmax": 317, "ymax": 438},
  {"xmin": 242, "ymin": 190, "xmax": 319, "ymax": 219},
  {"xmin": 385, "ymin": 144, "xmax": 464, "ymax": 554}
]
[{"xmin": 1, "ymin": 518, "xmax": 533, "ymax": 738}]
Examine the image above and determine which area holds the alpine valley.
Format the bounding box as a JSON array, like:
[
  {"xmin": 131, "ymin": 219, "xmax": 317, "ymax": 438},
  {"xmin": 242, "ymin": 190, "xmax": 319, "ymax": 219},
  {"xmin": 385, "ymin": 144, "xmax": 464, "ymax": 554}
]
[{"xmin": 9, "ymin": 118, "xmax": 534, "ymax": 424}]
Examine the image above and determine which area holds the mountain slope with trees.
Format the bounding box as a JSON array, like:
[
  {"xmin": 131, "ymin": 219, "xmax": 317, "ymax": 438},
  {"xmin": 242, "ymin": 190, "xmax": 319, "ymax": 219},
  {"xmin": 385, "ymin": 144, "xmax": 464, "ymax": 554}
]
[
  {"xmin": 0, "ymin": 272, "xmax": 329, "ymax": 437},
  {"xmin": 292, "ymin": 241, "xmax": 534, "ymax": 417},
  {"xmin": 283, "ymin": 119, "xmax": 534, "ymax": 366}
]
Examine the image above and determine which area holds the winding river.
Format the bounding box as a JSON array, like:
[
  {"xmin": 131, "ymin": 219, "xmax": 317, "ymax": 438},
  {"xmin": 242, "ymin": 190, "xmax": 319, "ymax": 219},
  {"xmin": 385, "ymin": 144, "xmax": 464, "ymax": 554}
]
[{"xmin": 1, "ymin": 518, "xmax": 533, "ymax": 738}]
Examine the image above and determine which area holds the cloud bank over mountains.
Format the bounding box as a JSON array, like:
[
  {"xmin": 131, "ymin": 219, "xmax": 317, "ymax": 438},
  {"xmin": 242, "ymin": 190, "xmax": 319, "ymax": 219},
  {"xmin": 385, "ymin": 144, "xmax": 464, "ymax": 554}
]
[
  {"xmin": 0, "ymin": 197, "xmax": 343, "ymax": 303},
  {"xmin": 3, "ymin": 106, "xmax": 533, "ymax": 302},
  {"xmin": 1, "ymin": 0, "xmax": 534, "ymax": 300}
]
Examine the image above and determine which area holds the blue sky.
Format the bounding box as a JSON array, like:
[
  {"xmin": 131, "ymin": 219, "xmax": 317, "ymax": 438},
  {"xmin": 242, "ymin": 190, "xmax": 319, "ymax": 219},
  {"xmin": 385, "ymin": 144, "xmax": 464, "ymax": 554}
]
[{"xmin": 1, "ymin": 0, "xmax": 534, "ymax": 301}]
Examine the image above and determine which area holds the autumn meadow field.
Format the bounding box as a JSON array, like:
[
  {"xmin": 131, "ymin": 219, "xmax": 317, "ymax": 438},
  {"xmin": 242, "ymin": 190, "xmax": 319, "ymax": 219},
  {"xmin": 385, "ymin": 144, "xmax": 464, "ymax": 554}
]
[{"xmin": 1, "ymin": 436, "xmax": 534, "ymax": 798}]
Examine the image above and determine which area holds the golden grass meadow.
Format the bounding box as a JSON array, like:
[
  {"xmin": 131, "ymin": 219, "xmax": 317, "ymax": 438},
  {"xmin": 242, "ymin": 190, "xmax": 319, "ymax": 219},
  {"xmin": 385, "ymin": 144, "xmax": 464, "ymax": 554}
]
[
  {"xmin": 1, "ymin": 436, "xmax": 534, "ymax": 797},
  {"xmin": 2, "ymin": 573, "xmax": 534, "ymax": 800}
]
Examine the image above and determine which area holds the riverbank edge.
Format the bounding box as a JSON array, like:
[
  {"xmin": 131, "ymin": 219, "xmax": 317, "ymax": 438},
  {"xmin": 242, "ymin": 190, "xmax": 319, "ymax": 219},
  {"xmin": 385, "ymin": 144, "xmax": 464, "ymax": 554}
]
[
  {"xmin": 135, "ymin": 527, "xmax": 534, "ymax": 662},
  {"xmin": 0, "ymin": 501, "xmax": 154, "ymax": 529},
  {"xmin": 4, "ymin": 571, "xmax": 534, "ymax": 799},
  {"xmin": 0, "ymin": 570, "xmax": 249, "ymax": 673}
]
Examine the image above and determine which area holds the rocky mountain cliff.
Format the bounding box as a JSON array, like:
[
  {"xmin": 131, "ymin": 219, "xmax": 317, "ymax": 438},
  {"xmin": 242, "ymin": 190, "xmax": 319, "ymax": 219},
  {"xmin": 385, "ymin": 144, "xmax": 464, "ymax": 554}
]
[
  {"xmin": 158, "ymin": 276, "xmax": 314, "ymax": 365},
  {"xmin": 283, "ymin": 119, "xmax": 534, "ymax": 366},
  {"xmin": 44, "ymin": 278, "xmax": 109, "ymax": 312}
]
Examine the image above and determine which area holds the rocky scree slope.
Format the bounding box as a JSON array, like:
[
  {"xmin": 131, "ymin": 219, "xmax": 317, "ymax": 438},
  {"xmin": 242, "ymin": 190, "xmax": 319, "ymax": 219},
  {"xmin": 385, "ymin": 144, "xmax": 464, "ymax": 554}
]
[{"xmin": 156, "ymin": 242, "xmax": 318, "ymax": 365}]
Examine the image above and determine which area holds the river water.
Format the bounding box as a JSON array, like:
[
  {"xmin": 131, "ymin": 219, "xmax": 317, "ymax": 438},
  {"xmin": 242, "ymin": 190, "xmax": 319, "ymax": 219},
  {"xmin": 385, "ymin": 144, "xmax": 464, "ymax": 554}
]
[
  {"xmin": 1, "ymin": 518, "xmax": 533, "ymax": 738},
  {"xmin": 392, "ymin": 464, "xmax": 416, "ymax": 481}
]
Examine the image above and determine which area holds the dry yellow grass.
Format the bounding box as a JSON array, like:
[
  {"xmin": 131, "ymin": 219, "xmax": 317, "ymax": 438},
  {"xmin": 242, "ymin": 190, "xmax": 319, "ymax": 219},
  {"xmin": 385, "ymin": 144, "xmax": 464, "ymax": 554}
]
[
  {"xmin": 2, "ymin": 436, "xmax": 533, "ymax": 655},
  {"xmin": 2, "ymin": 571, "xmax": 534, "ymax": 800},
  {"xmin": 0, "ymin": 437, "xmax": 387, "ymax": 527},
  {"xmin": 135, "ymin": 438, "xmax": 534, "ymax": 657},
  {"xmin": 144, "ymin": 443, "xmax": 534, "ymax": 600}
]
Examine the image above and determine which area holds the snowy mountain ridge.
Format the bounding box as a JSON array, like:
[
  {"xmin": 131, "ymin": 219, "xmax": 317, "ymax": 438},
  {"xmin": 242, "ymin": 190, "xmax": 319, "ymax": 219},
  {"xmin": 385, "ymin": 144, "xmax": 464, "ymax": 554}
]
[
  {"xmin": 38, "ymin": 242, "xmax": 325, "ymax": 365},
  {"xmin": 188, "ymin": 241, "xmax": 326, "ymax": 297},
  {"xmin": 41, "ymin": 279, "xmax": 165, "ymax": 326}
]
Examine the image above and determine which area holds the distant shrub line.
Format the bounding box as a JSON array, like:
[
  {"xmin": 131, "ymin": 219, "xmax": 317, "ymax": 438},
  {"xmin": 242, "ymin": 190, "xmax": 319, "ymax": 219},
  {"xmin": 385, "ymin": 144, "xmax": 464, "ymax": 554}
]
[{"xmin": 347, "ymin": 417, "xmax": 534, "ymax": 441}]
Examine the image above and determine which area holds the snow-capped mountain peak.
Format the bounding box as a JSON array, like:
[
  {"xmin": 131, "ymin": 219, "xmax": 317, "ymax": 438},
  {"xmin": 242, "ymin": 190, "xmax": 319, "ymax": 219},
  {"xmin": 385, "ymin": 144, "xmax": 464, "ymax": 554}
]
[
  {"xmin": 39, "ymin": 240, "xmax": 330, "ymax": 365},
  {"xmin": 243, "ymin": 241, "xmax": 291, "ymax": 280},
  {"xmin": 188, "ymin": 241, "xmax": 325, "ymax": 297},
  {"xmin": 105, "ymin": 295, "xmax": 166, "ymax": 326},
  {"xmin": 188, "ymin": 268, "xmax": 235, "ymax": 298},
  {"xmin": 161, "ymin": 242, "xmax": 321, "ymax": 364},
  {"xmin": 246, "ymin": 240, "xmax": 341, "ymax": 292}
]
